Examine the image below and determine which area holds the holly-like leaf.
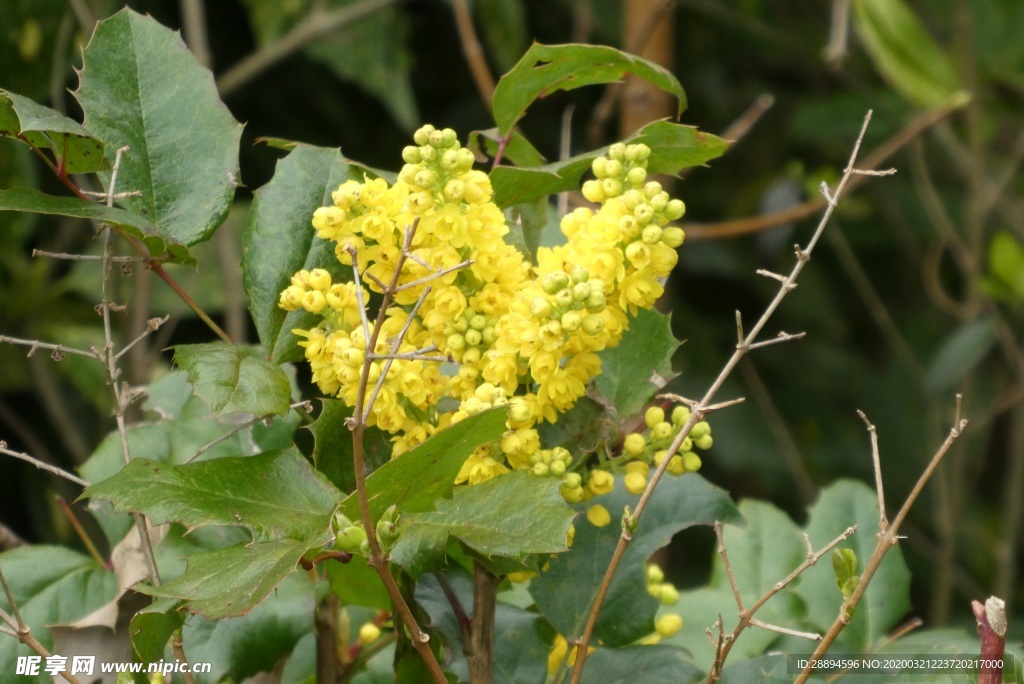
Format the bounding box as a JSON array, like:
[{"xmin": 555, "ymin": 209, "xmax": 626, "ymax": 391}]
[
  {"xmin": 173, "ymin": 342, "xmax": 292, "ymax": 417},
  {"xmin": 492, "ymin": 43, "xmax": 685, "ymax": 136},
  {"xmin": 82, "ymin": 448, "xmax": 341, "ymax": 541},
  {"xmin": 579, "ymin": 645, "xmax": 704, "ymax": 684},
  {"xmin": 139, "ymin": 538, "xmax": 322, "ymax": 619},
  {"xmin": 794, "ymin": 480, "xmax": 910, "ymax": 652},
  {"xmin": 852, "ymin": 0, "xmax": 963, "ymax": 109},
  {"xmin": 74, "ymin": 8, "xmax": 242, "ymax": 246},
  {"xmin": 338, "ymin": 406, "xmax": 510, "ymax": 521},
  {"xmin": 0, "ymin": 546, "xmax": 117, "ymax": 684},
  {"xmin": 242, "ymin": 144, "xmax": 352, "ymax": 362},
  {"xmin": 490, "ymin": 121, "xmax": 727, "ymax": 208},
  {"xmin": 391, "ymin": 471, "xmax": 575, "ymax": 576},
  {"xmin": 597, "ymin": 308, "xmax": 679, "ymax": 418},
  {"xmin": 0, "ymin": 188, "xmax": 194, "ymax": 265},
  {"xmin": 0, "ymin": 89, "xmax": 106, "ymax": 173},
  {"xmin": 530, "ymin": 473, "xmax": 740, "ymax": 648}
]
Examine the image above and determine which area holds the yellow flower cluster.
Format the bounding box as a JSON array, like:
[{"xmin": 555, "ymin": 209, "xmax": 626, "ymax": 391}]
[{"xmin": 281, "ymin": 125, "xmax": 691, "ymax": 494}]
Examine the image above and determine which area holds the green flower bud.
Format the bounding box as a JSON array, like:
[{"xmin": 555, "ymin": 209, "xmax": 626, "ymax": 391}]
[
  {"xmin": 441, "ymin": 128, "xmax": 458, "ymax": 147},
  {"xmin": 634, "ymin": 203, "xmax": 655, "ymax": 225},
  {"xmin": 671, "ymin": 405, "xmax": 691, "ymax": 425},
  {"xmin": 413, "ymin": 125, "xmax": 434, "ymax": 146},
  {"xmin": 680, "ymin": 437, "xmax": 692, "ymax": 452},
  {"xmin": 531, "ymin": 462, "xmax": 549, "ymax": 477},
  {"xmin": 414, "ymin": 169, "xmax": 438, "ymax": 189},
  {"xmin": 624, "ymin": 433, "xmax": 646, "ymax": 456},
  {"xmin": 549, "ymin": 459, "xmax": 566, "ymax": 477},
  {"xmin": 608, "ymin": 143, "xmax": 626, "ymax": 161},
  {"xmin": 570, "ymin": 264, "xmax": 590, "ymax": 283},
  {"xmin": 649, "ymin": 192, "xmax": 669, "ymax": 213},
  {"xmin": 691, "ymin": 420, "xmax": 711, "ymax": 438},
  {"xmin": 402, "ymin": 146, "xmax": 421, "ymax": 164},
  {"xmin": 581, "ymin": 314, "xmax": 605, "ymax": 336},
  {"xmin": 624, "ymin": 145, "xmax": 640, "ymax": 162},
  {"xmin": 592, "ymin": 156, "xmax": 608, "ymax": 178},
  {"xmin": 694, "ymin": 434, "xmax": 713, "ymax": 450},
  {"xmin": 444, "ymin": 179, "xmax": 465, "ymax": 202},
  {"xmin": 636, "ymin": 144, "xmax": 651, "ymax": 161},
  {"xmin": 582, "ymin": 179, "xmax": 605, "ymax": 203},
  {"xmin": 646, "ymin": 563, "xmax": 665, "ymax": 585},
  {"xmin": 419, "ymin": 145, "xmax": 437, "ymax": 161},
  {"xmin": 561, "ymin": 311, "xmax": 582, "ymax": 332},
  {"xmin": 509, "ymin": 400, "xmax": 532, "ymax": 426},
  {"xmin": 626, "ymin": 166, "xmax": 647, "ymax": 187},
  {"xmin": 601, "ymin": 177, "xmax": 623, "ymax": 198},
  {"xmin": 667, "ymin": 455, "xmax": 685, "ymax": 475},
  {"xmin": 427, "ymin": 129, "xmax": 446, "ymax": 147},
  {"xmin": 481, "ymin": 326, "xmax": 496, "ymax": 345},
  {"xmin": 455, "ymin": 317, "xmax": 469, "ymax": 333},
  {"xmin": 683, "ymin": 451, "xmax": 702, "ymax": 471},
  {"xmin": 642, "ymin": 225, "xmax": 663, "ymax": 244},
  {"xmin": 621, "ymin": 189, "xmax": 643, "ymax": 211},
  {"xmin": 462, "ymin": 347, "xmax": 481, "ymax": 365},
  {"xmin": 562, "ymin": 472, "xmax": 582, "ymax": 489},
  {"xmin": 665, "ymin": 198, "xmax": 686, "ymax": 220},
  {"xmin": 604, "ymin": 159, "xmax": 624, "ymax": 179},
  {"xmin": 585, "ymin": 291, "xmax": 606, "ymax": 313},
  {"xmin": 572, "ymin": 282, "xmax": 591, "ymax": 301},
  {"xmin": 656, "ymin": 614, "xmax": 683, "ymax": 637},
  {"xmin": 440, "ymin": 149, "xmax": 460, "ymax": 170},
  {"xmin": 553, "ymin": 288, "xmax": 574, "ymax": 309},
  {"xmin": 659, "ymin": 584, "xmax": 680, "ymax": 605},
  {"xmin": 560, "ymin": 484, "xmax": 584, "ymax": 503},
  {"xmin": 464, "ymin": 328, "xmax": 482, "ymax": 346},
  {"xmin": 643, "ymin": 181, "xmax": 663, "ymax": 199},
  {"xmin": 651, "ymin": 421, "xmax": 673, "ymax": 441},
  {"xmin": 469, "ymin": 314, "xmax": 488, "ymax": 330},
  {"xmin": 541, "ymin": 272, "xmax": 570, "ymax": 295},
  {"xmin": 530, "ymin": 296, "xmax": 553, "ymax": 319},
  {"xmin": 447, "ymin": 333, "xmax": 466, "ymax": 352},
  {"xmin": 333, "ymin": 524, "xmax": 368, "ymax": 553},
  {"xmin": 661, "ymin": 226, "xmax": 685, "ymax": 248}
]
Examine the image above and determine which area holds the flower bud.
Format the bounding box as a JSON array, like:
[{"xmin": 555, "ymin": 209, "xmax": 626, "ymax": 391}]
[
  {"xmin": 683, "ymin": 452, "xmax": 702, "ymax": 472},
  {"xmin": 570, "ymin": 264, "xmax": 590, "ymax": 283},
  {"xmin": 464, "ymin": 329, "xmax": 482, "ymax": 347},
  {"xmin": 444, "ymin": 179, "xmax": 465, "ymax": 202},
  {"xmin": 414, "ymin": 169, "xmax": 438, "ymax": 189},
  {"xmin": 279, "ymin": 285, "xmax": 305, "ymax": 310},
  {"xmin": 649, "ymin": 192, "xmax": 668, "ymax": 213},
  {"xmin": 695, "ymin": 435, "xmax": 713, "ymax": 450},
  {"xmin": 623, "ymin": 433, "xmax": 646, "ymax": 456},
  {"xmin": 584, "ymin": 291, "xmax": 606, "ymax": 313},
  {"xmin": 333, "ymin": 524, "xmax": 368, "ymax": 553},
  {"xmin": 549, "ymin": 459, "xmax": 566, "ymax": 477},
  {"xmin": 608, "ymin": 143, "xmax": 626, "ymax": 161},
  {"xmin": 571, "ymin": 282, "xmax": 591, "ymax": 301},
  {"xmin": 671, "ymin": 405, "xmax": 691, "ymax": 425},
  {"xmin": 587, "ymin": 470, "xmax": 614, "ymax": 496},
  {"xmin": 604, "ymin": 159, "xmax": 624, "ymax": 178},
  {"xmin": 661, "ymin": 226, "xmax": 685, "ymax": 248},
  {"xmin": 427, "ymin": 129, "xmax": 446, "ymax": 148},
  {"xmin": 634, "ymin": 203, "xmax": 655, "ymax": 225},
  {"xmin": 530, "ymin": 297, "xmax": 553, "ymax": 318},
  {"xmin": 586, "ymin": 504, "xmax": 611, "ymax": 527},
  {"xmin": 447, "ymin": 333, "xmax": 466, "ymax": 352},
  {"xmin": 301, "ymin": 290, "xmax": 326, "ymax": 314},
  {"xmin": 643, "ymin": 181, "xmax": 663, "ymax": 199},
  {"xmin": 665, "ymin": 198, "xmax": 686, "ymax": 220},
  {"xmin": 646, "ymin": 563, "xmax": 664, "ymax": 585},
  {"xmin": 592, "ymin": 156, "xmax": 608, "ymax": 178},
  {"xmin": 531, "ymin": 462, "xmax": 550, "ymax": 477},
  {"xmin": 440, "ymin": 149, "xmax": 460, "ymax": 170},
  {"xmin": 359, "ymin": 623, "xmax": 382, "ymax": 644},
  {"xmin": 462, "ymin": 347, "xmax": 481, "ymax": 365},
  {"xmin": 413, "ymin": 124, "xmax": 434, "ymax": 146},
  {"xmin": 659, "ymin": 584, "xmax": 679, "ymax": 605},
  {"xmin": 561, "ymin": 311, "xmax": 582, "ymax": 332},
  {"xmin": 642, "ymin": 225, "xmax": 663, "ymax": 244},
  {"xmin": 626, "ymin": 166, "xmax": 647, "ymax": 187},
  {"xmin": 541, "ymin": 272, "xmax": 570, "ymax": 295},
  {"xmin": 402, "ymin": 146, "xmax": 421, "ymax": 164},
  {"xmin": 655, "ymin": 614, "xmax": 683, "ymax": 637},
  {"xmin": 601, "ymin": 177, "xmax": 623, "ymax": 198},
  {"xmin": 581, "ymin": 314, "xmax": 605, "ymax": 336},
  {"xmin": 624, "ymin": 470, "xmax": 647, "ymax": 495},
  {"xmin": 582, "ymin": 179, "xmax": 605, "ymax": 203},
  {"xmin": 691, "ymin": 421, "xmax": 711, "ymax": 438},
  {"xmin": 667, "ymin": 455, "xmax": 685, "ymax": 475},
  {"xmin": 645, "ymin": 406, "xmax": 665, "ymax": 428},
  {"xmin": 651, "ymin": 421, "xmax": 673, "ymax": 442},
  {"xmin": 562, "ymin": 472, "xmax": 582, "ymax": 489},
  {"xmin": 470, "ymin": 314, "xmax": 488, "ymax": 330}
]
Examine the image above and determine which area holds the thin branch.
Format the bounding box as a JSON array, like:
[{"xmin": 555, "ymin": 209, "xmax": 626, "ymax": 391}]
[
  {"xmin": 569, "ymin": 111, "xmax": 884, "ymax": 684},
  {"xmin": 0, "ymin": 334, "xmax": 100, "ymax": 360},
  {"xmin": 217, "ymin": 0, "xmax": 403, "ymax": 97},
  {"xmin": 747, "ymin": 617, "xmax": 820, "ymax": 640},
  {"xmin": 684, "ymin": 101, "xmax": 963, "ymax": 240},
  {"xmin": 32, "ymin": 249, "xmax": 152, "ymax": 262},
  {"xmin": 185, "ymin": 401, "xmax": 312, "ymax": 464},
  {"xmin": 719, "ymin": 94, "xmax": 775, "ymax": 145},
  {"xmin": 113, "ymin": 315, "xmax": 169, "ymax": 362},
  {"xmin": 181, "ymin": 0, "xmax": 212, "ymax": 69},
  {"xmin": 0, "ymin": 569, "xmax": 82, "ymax": 684},
  {"xmin": 55, "ymin": 497, "xmax": 105, "ymax": 567},
  {"xmin": 99, "ymin": 147, "xmax": 162, "ymax": 588},
  {"xmin": 795, "ymin": 397, "xmax": 968, "ymax": 683},
  {"xmin": 450, "ymin": 0, "xmax": 494, "ymax": 107},
  {"xmin": 857, "ymin": 410, "xmax": 888, "ymax": 531},
  {"xmin": 0, "ymin": 443, "xmax": 89, "ymax": 488}
]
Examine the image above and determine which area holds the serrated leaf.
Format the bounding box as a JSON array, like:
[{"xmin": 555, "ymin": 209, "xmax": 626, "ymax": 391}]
[
  {"xmin": 924, "ymin": 317, "xmax": 997, "ymax": 394},
  {"xmin": 181, "ymin": 570, "xmax": 316, "ymax": 678},
  {"xmin": 0, "ymin": 89, "xmax": 107, "ymax": 173},
  {"xmin": 82, "ymin": 448, "xmax": 341, "ymax": 540},
  {"xmin": 490, "ymin": 121, "xmax": 727, "ymax": 208},
  {"xmin": 853, "ymin": 0, "xmax": 962, "ymax": 109},
  {"xmin": 74, "ymin": 8, "xmax": 242, "ymax": 246},
  {"xmin": 339, "ymin": 406, "xmax": 509, "ymax": 521},
  {"xmin": 794, "ymin": 480, "xmax": 910, "ymax": 652},
  {"xmin": 597, "ymin": 308, "xmax": 679, "ymax": 417},
  {"xmin": 242, "ymin": 144, "xmax": 352, "ymax": 362},
  {"xmin": 0, "ymin": 546, "xmax": 117, "ymax": 684},
  {"xmin": 530, "ymin": 473, "xmax": 740, "ymax": 647},
  {"xmin": 139, "ymin": 538, "xmax": 319, "ymax": 619},
  {"xmin": 0, "ymin": 187, "xmax": 194, "ymax": 265},
  {"xmin": 492, "ymin": 43, "xmax": 685, "ymax": 136},
  {"xmin": 390, "ymin": 471, "xmax": 575, "ymax": 576},
  {"xmin": 173, "ymin": 342, "xmax": 292, "ymax": 416},
  {"xmin": 536, "ymin": 396, "xmax": 609, "ymax": 456},
  {"xmin": 578, "ymin": 645, "xmax": 704, "ymax": 684}
]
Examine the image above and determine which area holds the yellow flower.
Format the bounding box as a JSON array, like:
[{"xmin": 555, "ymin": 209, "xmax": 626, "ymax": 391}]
[{"xmin": 455, "ymin": 447, "xmax": 509, "ymax": 485}]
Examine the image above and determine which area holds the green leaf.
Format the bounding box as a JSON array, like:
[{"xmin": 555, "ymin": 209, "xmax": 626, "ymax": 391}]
[
  {"xmin": 310, "ymin": 398, "xmax": 391, "ymax": 492},
  {"xmin": 530, "ymin": 473, "xmax": 740, "ymax": 647},
  {"xmin": 924, "ymin": 317, "xmax": 997, "ymax": 395},
  {"xmin": 490, "ymin": 121, "xmax": 727, "ymax": 208},
  {"xmin": 74, "ymin": 8, "xmax": 243, "ymax": 246},
  {"xmin": 139, "ymin": 538, "xmax": 320, "ymax": 619},
  {"xmin": 0, "ymin": 187, "xmax": 194, "ymax": 265},
  {"xmin": 668, "ymin": 500, "xmax": 807, "ymax": 672},
  {"xmin": 391, "ymin": 471, "xmax": 575, "ymax": 576},
  {"xmin": 326, "ymin": 554, "xmax": 390, "ymax": 611},
  {"xmin": 173, "ymin": 342, "xmax": 293, "ymax": 416},
  {"xmin": 339, "ymin": 406, "xmax": 509, "ymax": 521},
  {"xmin": 852, "ymin": 0, "xmax": 963, "ymax": 109},
  {"xmin": 832, "ymin": 547, "xmax": 858, "ymax": 594},
  {"xmin": 416, "ymin": 569, "xmax": 551, "ymax": 684},
  {"xmin": 492, "ymin": 43, "xmax": 685, "ymax": 136},
  {"xmin": 579, "ymin": 645, "xmax": 704, "ymax": 684},
  {"xmin": 242, "ymin": 144, "xmax": 352, "ymax": 363},
  {"xmin": 596, "ymin": 308, "xmax": 679, "ymax": 418},
  {"xmin": 181, "ymin": 570, "xmax": 317, "ymax": 679},
  {"xmin": 476, "ymin": 0, "xmax": 529, "ymax": 73},
  {"xmin": 717, "ymin": 654, "xmax": 794, "ymax": 683},
  {"xmin": 794, "ymin": 479, "xmax": 910, "ymax": 652},
  {"xmin": 0, "ymin": 546, "xmax": 117, "ymax": 684},
  {"xmin": 83, "ymin": 448, "xmax": 341, "ymax": 540},
  {"xmin": 0, "ymin": 89, "xmax": 107, "ymax": 173},
  {"xmin": 536, "ymin": 396, "xmax": 610, "ymax": 457},
  {"xmin": 129, "ymin": 598, "xmax": 184, "ymax": 665}
]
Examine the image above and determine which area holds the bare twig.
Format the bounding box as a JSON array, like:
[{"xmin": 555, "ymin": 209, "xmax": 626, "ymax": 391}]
[
  {"xmin": 451, "ymin": 0, "xmax": 494, "ymax": 107},
  {"xmin": 569, "ymin": 111, "xmax": 885, "ymax": 684},
  {"xmin": 217, "ymin": 0, "xmax": 403, "ymax": 97},
  {"xmin": 113, "ymin": 316, "xmax": 169, "ymax": 362},
  {"xmin": 0, "ymin": 569, "xmax": 82, "ymax": 684},
  {"xmin": 0, "ymin": 335, "xmax": 100, "ymax": 361},
  {"xmin": 795, "ymin": 397, "xmax": 969, "ymax": 682},
  {"xmin": 185, "ymin": 401, "xmax": 312, "ymax": 464},
  {"xmin": 857, "ymin": 411, "xmax": 888, "ymax": 531},
  {"xmin": 0, "ymin": 443, "xmax": 89, "ymax": 488}
]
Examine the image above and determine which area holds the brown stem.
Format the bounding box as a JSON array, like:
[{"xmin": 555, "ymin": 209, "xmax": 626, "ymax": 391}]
[
  {"xmin": 468, "ymin": 562, "xmax": 499, "ymax": 684},
  {"xmin": 316, "ymin": 593, "xmax": 340, "ymax": 683},
  {"xmin": 451, "ymin": 0, "xmax": 494, "ymax": 107},
  {"xmin": 972, "ymin": 597, "xmax": 1006, "ymax": 684}
]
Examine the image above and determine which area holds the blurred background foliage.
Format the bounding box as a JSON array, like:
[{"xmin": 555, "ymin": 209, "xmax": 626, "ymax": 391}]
[{"xmin": 1, "ymin": 0, "xmax": 1022, "ymax": 643}]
